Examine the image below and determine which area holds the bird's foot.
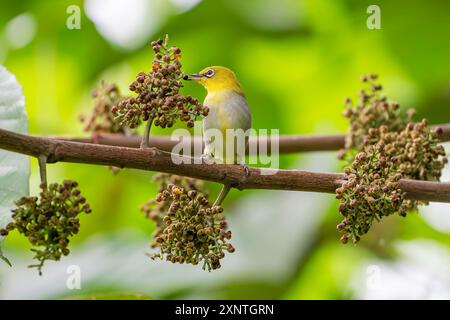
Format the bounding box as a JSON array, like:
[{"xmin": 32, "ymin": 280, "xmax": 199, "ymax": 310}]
[
  {"xmin": 91, "ymin": 132, "xmax": 102, "ymax": 144},
  {"xmin": 141, "ymin": 145, "xmax": 160, "ymax": 156},
  {"xmin": 242, "ymin": 164, "xmax": 250, "ymax": 177},
  {"xmin": 201, "ymin": 153, "xmax": 216, "ymax": 165}
]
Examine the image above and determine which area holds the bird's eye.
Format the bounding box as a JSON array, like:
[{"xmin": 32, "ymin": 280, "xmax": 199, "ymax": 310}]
[{"xmin": 204, "ymin": 69, "xmax": 215, "ymax": 78}]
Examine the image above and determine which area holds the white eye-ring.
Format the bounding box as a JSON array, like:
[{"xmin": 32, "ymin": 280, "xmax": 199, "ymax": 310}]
[{"xmin": 205, "ymin": 69, "xmax": 215, "ymax": 78}]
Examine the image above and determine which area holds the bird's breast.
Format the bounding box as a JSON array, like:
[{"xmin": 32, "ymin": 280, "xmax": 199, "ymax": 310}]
[{"xmin": 203, "ymin": 90, "xmax": 252, "ymax": 133}]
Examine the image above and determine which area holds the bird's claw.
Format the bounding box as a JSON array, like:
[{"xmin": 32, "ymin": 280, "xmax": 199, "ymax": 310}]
[
  {"xmin": 141, "ymin": 146, "xmax": 160, "ymax": 156},
  {"xmin": 201, "ymin": 153, "xmax": 216, "ymax": 165},
  {"xmin": 242, "ymin": 164, "xmax": 250, "ymax": 177},
  {"xmin": 91, "ymin": 132, "xmax": 101, "ymax": 144}
]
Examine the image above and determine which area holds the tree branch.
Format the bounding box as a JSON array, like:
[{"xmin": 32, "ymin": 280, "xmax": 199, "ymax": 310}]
[
  {"xmin": 1, "ymin": 128, "xmax": 450, "ymax": 203},
  {"xmin": 54, "ymin": 123, "xmax": 450, "ymax": 154}
]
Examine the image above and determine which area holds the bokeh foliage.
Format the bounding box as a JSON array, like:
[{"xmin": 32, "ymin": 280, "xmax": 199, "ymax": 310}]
[{"xmin": 0, "ymin": 0, "xmax": 449, "ymax": 299}]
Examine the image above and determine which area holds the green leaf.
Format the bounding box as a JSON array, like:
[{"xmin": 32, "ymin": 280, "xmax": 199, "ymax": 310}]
[{"xmin": 0, "ymin": 65, "xmax": 29, "ymax": 266}]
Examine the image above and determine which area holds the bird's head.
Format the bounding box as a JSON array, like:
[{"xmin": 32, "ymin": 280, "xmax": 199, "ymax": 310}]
[{"xmin": 183, "ymin": 66, "xmax": 244, "ymax": 95}]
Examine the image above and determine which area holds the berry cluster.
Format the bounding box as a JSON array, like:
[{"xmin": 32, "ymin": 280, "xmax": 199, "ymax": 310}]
[
  {"xmin": 142, "ymin": 173, "xmax": 206, "ymax": 226},
  {"xmin": 338, "ymin": 74, "xmax": 415, "ymax": 161},
  {"xmin": 337, "ymin": 146, "xmax": 412, "ymax": 244},
  {"xmin": 336, "ymin": 76, "xmax": 448, "ymax": 244},
  {"xmin": 112, "ymin": 36, "xmax": 209, "ymax": 129},
  {"xmin": 366, "ymin": 120, "xmax": 447, "ymax": 181},
  {"xmin": 80, "ymin": 82, "xmax": 126, "ymax": 134},
  {"xmin": 0, "ymin": 181, "xmax": 91, "ymax": 275},
  {"xmin": 141, "ymin": 174, "xmax": 234, "ymax": 271}
]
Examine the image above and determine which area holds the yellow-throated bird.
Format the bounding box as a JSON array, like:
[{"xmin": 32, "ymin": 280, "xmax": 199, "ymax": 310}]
[{"xmin": 184, "ymin": 66, "xmax": 252, "ymax": 205}]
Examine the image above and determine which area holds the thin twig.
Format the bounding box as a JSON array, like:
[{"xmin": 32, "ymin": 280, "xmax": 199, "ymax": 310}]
[{"xmin": 1, "ymin": 128, "xmax": 450, "ymax": 203}]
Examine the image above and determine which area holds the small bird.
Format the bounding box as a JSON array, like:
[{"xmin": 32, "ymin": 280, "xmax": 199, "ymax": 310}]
[{"xmin": 184, "ymin": 66, "xmax": 252, "ymax": 205}]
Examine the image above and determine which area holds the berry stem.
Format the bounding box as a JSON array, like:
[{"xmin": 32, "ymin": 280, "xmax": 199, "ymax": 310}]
[
  {"xmin": 0, "ymin": 246, "xmax": 12, "ymax": 267},
  {"xmin": 38, "ymin": 154, "xmax": 48, "ymax": 190},
  {"xmin": 141, "ymin": 116, "xmax": 154, "ymax": 149},
  {"xmin": 213, "ymin": 184, "xmax": 232, "ymax": 206}
]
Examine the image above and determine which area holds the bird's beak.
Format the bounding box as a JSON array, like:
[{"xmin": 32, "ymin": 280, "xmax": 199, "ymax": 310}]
[{"xmin": 182, "ymin": 73, "xmax": 203, "ymax": 81}]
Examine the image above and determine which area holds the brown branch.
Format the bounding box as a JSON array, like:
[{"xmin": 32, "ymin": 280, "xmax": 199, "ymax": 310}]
[
  {"xmin": 1, "ymin": 128, "xmax": 450, "ymax": 203},
  {"xmin": 54, "ymin": 123, "xmax": 450, "ymax": 154}
]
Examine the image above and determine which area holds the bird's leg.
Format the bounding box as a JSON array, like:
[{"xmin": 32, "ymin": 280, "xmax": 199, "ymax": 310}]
[
  {"xmin": 238, "ymin": 159, "xmax": 250, "ymax": 177},
  {"xmin": 200, "ymin": 152, "xmax": 233, "ymax": 206},
  {"xmin": 242, "ymin": 164, "xmax": 250, "ymax": 177},
  {"xmin": 91, "ymin": 132, "xmax": 101, "ymax": 144},
  {"xmin": 201, "ymin": 152, "xmax": 216, "ymax": 165}
]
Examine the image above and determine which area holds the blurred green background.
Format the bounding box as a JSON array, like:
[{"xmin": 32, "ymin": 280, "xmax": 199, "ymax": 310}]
[{"xmin": 0, "ymin": 0, "xmax": 449, "ymax": 299}]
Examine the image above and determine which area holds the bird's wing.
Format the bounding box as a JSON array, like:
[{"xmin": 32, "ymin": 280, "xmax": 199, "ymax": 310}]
[{"xmin": 203, "ymin": 90, "xmax": 252, "ymax": 164}]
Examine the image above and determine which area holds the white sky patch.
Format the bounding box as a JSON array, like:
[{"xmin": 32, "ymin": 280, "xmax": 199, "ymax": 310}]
[
  {"xmin": 4, "ymin": 13, "xmax": 37, "ymax": 49},
  {"xmin": 169, "ymin": 0, "xmax": 202, "ymax": 13},
  {"xmin": 421, "ymin": 142, "xmax": 450, "ymax": 233},
  {"xmin": 352, "ymin": 239, "xmax": 450, "ymax": 299},
  {"xmin": 85, "ymin": 0, "xmax": 167, "ymax": 50}
]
